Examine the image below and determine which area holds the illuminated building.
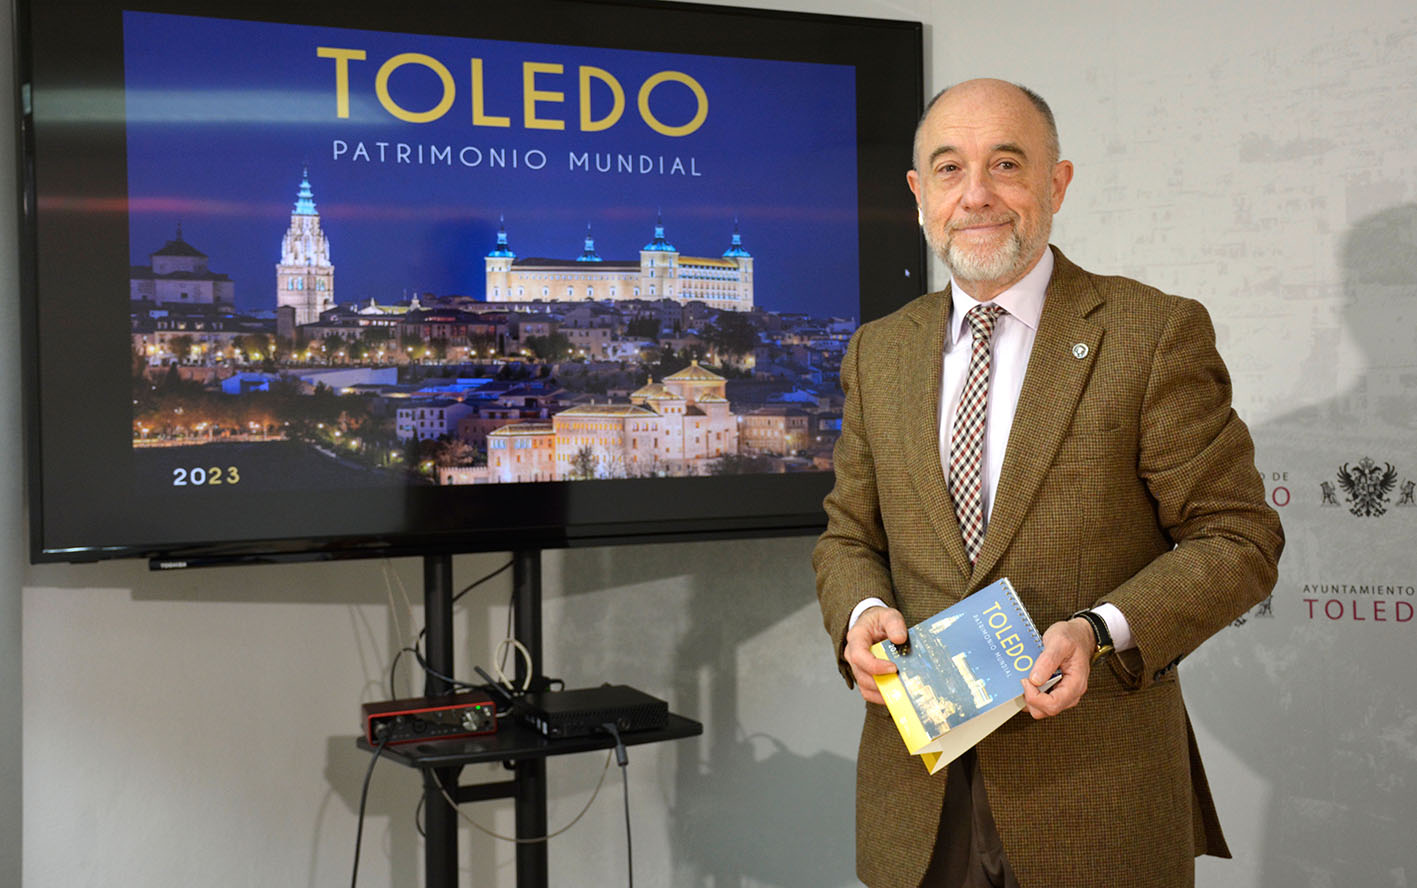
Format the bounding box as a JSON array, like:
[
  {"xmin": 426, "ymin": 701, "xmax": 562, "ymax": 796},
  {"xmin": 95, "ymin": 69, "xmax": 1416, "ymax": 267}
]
[
  {"xmin": 951, "ymin": 653, "xmax": 993, "ymax": 709},
  {"xmin": 484, "ymin": 360, "xmax": 739, "ymax": 482},
  {"xmin": 395, "ymin": 399, "xmax": 475, "ymax": 442},
  {"xmin": 485, "ymin": 214, "xmax": 754, "ymax": 312},
  {"xmin": 487, "ymin": 422, "xmax": 557, "ymax": 483},
  {"xmin": 129, "ymin": 224, "xmax": 235, "ymax": 311},
  {"xmin": 740, "ymin": 406, "xmax": 810, "ymax": 456},
  {"xmin": 276, "ymin": 168, "xmax": 335, "ymax": 325},
  {"xmin": 552, "ymin": 404, "xmax": 663, "ymax": 478}
]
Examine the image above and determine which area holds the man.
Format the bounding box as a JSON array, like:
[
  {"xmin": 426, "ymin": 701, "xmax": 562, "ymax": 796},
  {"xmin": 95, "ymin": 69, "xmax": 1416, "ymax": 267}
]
[{"xmin": 812, "ymin": 79, "xmax": 1283, "ymax": 888}]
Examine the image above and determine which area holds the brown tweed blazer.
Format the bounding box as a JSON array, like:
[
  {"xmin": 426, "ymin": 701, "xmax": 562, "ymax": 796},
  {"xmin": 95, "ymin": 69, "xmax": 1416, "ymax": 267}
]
[{"xmin": 813, "ymin": 248, "xmax": 1283, "ymax": 888}]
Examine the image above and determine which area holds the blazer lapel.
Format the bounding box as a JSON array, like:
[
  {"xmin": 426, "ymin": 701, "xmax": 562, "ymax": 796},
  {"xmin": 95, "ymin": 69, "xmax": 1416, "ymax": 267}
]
[
  {"xmin": 973, "ymin": 250, "xmax": 1104, "ymax": 581},
  {"xmin": 899, "ymin": 286, "xmax": 975, "ymax": 579}
]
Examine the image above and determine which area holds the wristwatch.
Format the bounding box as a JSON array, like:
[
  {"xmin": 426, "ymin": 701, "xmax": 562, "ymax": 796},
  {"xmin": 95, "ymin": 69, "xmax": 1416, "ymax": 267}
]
[{"xmin": 1070, "ymin": 609, "xmax": 1115, "ymax": 663}]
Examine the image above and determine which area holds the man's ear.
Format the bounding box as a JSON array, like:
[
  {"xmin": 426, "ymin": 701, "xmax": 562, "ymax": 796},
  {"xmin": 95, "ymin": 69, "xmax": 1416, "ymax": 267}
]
[{"xmin": 1050, "ymin": 160, "xmax": 1074, "ymax": 212}]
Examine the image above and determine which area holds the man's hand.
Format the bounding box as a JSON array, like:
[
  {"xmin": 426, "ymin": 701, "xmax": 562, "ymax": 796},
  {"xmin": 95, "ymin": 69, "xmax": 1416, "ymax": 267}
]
[
  {"xmin": 1020, "ymin": 617, "xmax": 1096, "ymax": 719},
  {"xmin": 844, "ymin": 606, "xmax": 909, "ymax": 704}
]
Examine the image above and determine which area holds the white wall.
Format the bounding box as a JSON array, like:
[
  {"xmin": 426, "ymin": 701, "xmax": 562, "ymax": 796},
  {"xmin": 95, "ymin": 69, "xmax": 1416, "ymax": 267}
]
[{"xmin": 11, "ymin": 1, "xmax": 1417, "ymax": 886}]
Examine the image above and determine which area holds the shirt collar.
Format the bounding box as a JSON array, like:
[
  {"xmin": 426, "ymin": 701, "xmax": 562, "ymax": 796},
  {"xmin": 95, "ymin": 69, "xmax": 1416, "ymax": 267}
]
[{"xmin": 947, "ymin": 247, "xmax": 1053, "ymax": 346}]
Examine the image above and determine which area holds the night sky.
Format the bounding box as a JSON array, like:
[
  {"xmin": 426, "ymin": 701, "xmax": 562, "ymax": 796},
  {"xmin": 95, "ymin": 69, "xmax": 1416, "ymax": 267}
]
[{"xmin": 123, "ymin": 11, "xmax": 861, "ymax": 318}]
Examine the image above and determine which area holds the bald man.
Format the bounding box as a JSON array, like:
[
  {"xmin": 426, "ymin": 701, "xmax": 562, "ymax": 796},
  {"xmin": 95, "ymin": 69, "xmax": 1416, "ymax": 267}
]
[{"xmin": 813, "ymin": 80, "xmax": 1282, "ymax": 888}]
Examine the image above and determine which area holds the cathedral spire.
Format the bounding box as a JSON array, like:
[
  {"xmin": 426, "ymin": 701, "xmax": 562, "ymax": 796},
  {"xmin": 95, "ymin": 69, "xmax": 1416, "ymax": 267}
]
[
  {"xmin": 277, "ymin": 164, "xmax": 334, "ymax": 326},
  {"xmin": 293, "ymin": 166, "xmax": 317, "ymax": 216}
]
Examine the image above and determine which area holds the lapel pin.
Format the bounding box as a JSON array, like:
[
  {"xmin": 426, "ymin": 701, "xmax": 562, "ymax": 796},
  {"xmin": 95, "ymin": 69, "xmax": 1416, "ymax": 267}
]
[{"xmin": 1071, "ymin": 343, "xmax": 1089, "ymax": 360}]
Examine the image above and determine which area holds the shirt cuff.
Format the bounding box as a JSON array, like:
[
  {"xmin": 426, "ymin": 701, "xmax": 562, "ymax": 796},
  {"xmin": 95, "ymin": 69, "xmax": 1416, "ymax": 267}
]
[
  {"xmin": 1091, "ymin": 602, "xmax": 1134, "ymax": 652},
  {"xmin": 848, "ymin": 597, "xmax": 890, "ymax": 631}
]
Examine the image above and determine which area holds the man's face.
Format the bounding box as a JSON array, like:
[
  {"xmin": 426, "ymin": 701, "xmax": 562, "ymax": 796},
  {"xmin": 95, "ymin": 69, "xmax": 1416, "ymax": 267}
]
[{"xmin": 906, "ymin": 81, "xmax": 1073, "ymax": 298}]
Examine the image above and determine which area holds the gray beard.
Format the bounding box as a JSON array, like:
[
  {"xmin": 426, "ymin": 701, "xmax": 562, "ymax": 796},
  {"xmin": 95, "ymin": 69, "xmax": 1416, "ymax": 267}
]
[
  {"xmin": 927, "ymin": 208, "xmax": 1052, "ymax": 288},
  {"xmin": 940, "ymin": 228, "xmax": 1027, "ymax": 284}
]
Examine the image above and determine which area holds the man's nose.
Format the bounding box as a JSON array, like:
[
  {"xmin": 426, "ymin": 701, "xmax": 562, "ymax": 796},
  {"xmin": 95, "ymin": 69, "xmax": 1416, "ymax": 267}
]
[{"xmin": 959, "ymin": 168, "xmax": 996, "ymax": 210}]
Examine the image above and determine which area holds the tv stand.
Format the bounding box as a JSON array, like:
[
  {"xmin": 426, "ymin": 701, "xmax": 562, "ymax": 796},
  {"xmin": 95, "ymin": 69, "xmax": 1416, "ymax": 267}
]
[{"xmin": 357, "ymin": 549, "xmax": 702, "ymax": 888}]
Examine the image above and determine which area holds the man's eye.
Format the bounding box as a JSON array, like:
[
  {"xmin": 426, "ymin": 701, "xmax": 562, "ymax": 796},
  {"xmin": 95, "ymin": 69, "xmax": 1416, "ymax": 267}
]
[{"xmin": 936, "ymin": 163, "xmax": 959, "ymax": 174}]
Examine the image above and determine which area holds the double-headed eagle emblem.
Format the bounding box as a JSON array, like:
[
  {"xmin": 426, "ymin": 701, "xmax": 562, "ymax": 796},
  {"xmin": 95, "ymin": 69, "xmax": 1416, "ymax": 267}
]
[{"xmin": 1336, "ymin": 457, "xmax": 1399, "ymax": 517}]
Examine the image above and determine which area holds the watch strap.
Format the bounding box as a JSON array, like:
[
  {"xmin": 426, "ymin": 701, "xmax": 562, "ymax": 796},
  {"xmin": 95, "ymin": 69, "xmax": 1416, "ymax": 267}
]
[{"xmin": 1070, "ymin": 608, "xmax": 1115, "ymax": 662}]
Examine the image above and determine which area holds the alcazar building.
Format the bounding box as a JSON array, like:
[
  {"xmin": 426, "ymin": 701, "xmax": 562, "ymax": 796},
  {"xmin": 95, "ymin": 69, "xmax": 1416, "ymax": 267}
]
[{"xmin": 485, "ymin": 215, "xmax": 754, "ymax": 312}]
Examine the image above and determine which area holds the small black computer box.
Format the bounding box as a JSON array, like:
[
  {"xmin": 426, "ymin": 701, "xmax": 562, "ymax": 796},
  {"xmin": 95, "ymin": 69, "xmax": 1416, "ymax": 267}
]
[{"xmin": 515, "ymin": 684, "xmax": 668, "ymax": 739}]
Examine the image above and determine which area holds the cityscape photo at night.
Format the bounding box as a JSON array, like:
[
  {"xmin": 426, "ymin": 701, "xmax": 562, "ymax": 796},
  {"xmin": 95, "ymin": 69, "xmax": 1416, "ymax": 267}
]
[{"xmin": 124, "ymin": 11, "xmax": 860, "ymax": 491}]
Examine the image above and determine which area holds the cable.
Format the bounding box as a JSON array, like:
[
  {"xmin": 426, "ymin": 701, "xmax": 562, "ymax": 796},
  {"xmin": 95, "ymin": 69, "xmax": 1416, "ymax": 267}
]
[
  {"xmin": 601, "ymin": 723, "xmax": 633, "ymax": 888},
  {"xmin": 412, "ymin": 559, "xmax": 514, "ymax": 655},
  {"xmin": 387, "ymin": 647, "xmax": 407, "ymax": 701},
  {"xmin": 472, "ymin": 665, "xmax": 516, "ymax": 709},
  {"xmin": 402, "ymin": 645, "xmax": 481, "ymax": 693},
  {"xmin": 432, "ymin": 750, "xmax": 614, "ymax": 843},
  {"xmin": 498, "ymin": 584, "xmax": 517, "ymax": 676},
  {"xmin": 452, "ymin": 558, "xmax": 514, "ymax": 606},
  {"xmin": 619, "ymin": 764, "xmax": 632, "ymax": 888},
  {"xmin": 493, "ymin": 637, "xmax": 534, "ymax": 691},
  {"xmin": 400, "ymin": 558, "xmax": 516, "ymax": 697},
  {"xmin": 381, "ymin": 560, "xmax": 412, "ymax": 652},
  {"xmin": 350, "ymin": 734, "xmax": 390, "ymax": 888},
  {"xmin": 382, "ymin": 560, "xmax": 425, "ymax": 699}
]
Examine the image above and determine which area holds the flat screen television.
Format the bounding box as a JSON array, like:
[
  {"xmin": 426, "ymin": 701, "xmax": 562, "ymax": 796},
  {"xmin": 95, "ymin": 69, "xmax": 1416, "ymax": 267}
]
[{"xmin": 15, "ymin": 0, "xmax": 925, "ymax": 565}]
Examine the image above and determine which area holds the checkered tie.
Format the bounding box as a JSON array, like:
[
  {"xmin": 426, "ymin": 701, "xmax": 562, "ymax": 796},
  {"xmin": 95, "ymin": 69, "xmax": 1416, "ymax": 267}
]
[{"xmin": 949, "ymin": 303, "xmax": 1006, "ymax": 563}]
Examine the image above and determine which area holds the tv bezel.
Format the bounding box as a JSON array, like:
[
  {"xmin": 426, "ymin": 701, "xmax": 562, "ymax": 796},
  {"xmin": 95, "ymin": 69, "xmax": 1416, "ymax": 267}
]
[{"xmin": 14, "ymin": 0, "xmax": 925, "ymax": 565}]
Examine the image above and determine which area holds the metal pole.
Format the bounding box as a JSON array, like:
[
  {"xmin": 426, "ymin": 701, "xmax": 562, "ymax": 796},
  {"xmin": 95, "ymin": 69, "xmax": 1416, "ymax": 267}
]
[
  {"xmin": 513, "ymin": 549, "xmax": 548, "ymax": 886},
  {"xmin": 422, "ymin": 553, "xmax": 458, "ymax": 888}
]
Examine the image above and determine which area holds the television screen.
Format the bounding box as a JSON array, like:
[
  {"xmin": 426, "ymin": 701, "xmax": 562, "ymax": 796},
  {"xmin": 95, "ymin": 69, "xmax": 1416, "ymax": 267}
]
[{"xmin": 17, "ymin": 0, "xmax": 924, "ymax": 564}]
